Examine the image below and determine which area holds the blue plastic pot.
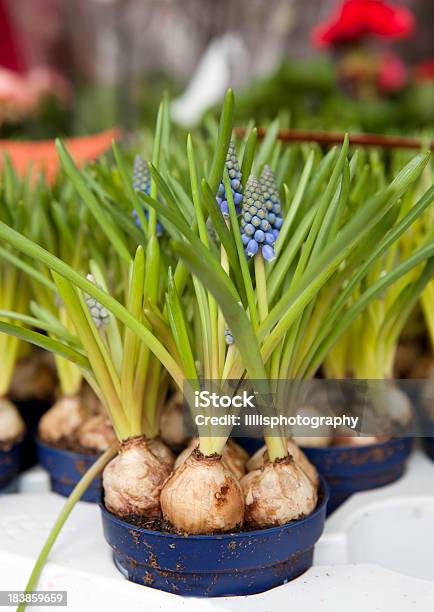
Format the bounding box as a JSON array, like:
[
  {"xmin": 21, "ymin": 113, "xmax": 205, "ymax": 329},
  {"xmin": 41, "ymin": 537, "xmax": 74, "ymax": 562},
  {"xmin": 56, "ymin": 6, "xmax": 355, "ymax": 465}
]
[
  {"xmin": 99, "ymin": 477, "xmax": 328, "ymax": 597},
  {"xmin": 0, "ymin": 442, "xmax": 22, "ymax": 490},
  {"xmin": 36, "ymin": 438, "xmax": 102, "ymax": 502},
  {"xmin": 303, "ymin": 437, "xmax": 413, "ymax": 514}
]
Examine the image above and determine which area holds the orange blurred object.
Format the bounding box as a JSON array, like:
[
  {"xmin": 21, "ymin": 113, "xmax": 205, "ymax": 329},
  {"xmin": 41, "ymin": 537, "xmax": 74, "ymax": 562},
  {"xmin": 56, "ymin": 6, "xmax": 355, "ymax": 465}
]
[{"xmin": 0, "ymin": 127, "xmax": 120, "ymax": 183}]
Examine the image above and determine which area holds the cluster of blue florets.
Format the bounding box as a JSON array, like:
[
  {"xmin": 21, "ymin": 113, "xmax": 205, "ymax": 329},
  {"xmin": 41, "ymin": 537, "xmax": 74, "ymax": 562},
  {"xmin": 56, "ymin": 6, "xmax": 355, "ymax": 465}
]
[
  {"xmin": 240, "ymin": 175, "xmax": 276, "ymax": 261},
  {"xmin": 260, "ymin": 165, "xmax": 283, "ymax": 241},
  {"xmin": 216, "ymin": 142, "xmax": 243, "ymax": 217},
  {"xmin": 132, "ymin": 155, "xmax": 163, "ymax": 236}
]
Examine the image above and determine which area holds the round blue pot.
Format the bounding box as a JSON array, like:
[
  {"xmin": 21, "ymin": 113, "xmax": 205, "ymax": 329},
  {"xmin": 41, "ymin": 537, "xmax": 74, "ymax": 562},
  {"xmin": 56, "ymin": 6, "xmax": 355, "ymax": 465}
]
[
  {"xmin": 0, "ymin": 441, "xmax": 22, "ymax": 490},
  {"xmin": 36, "ymin": 438, "xmax": 102, "ymax": 503},
  {"xmin": 303, "ymin": 437, "xmax": 413, "ymax": 514},
  {"xmin": 99, "ymin": 477, "xmax": 328, "ymax": 597}
]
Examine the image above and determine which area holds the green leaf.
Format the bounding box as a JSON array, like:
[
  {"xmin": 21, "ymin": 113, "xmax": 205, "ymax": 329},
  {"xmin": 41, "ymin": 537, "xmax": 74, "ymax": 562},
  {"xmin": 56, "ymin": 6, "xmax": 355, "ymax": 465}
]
[
  {"xmin": 0, "ymin": 220, "xmax": 185, "ymax": 389},
  {"xmin": 208, "ymin": 89, "xmax": 234, "ymax": 195},
  {"xmin": 166, "ymin": 268, "xmax": 197, "ymax": 381},
  {"xmin": 172, "ymin": 240, "xmax": 268, "ymax": 381},
  {"xmin": 56, "ymin": 140, "xmax": 131, "ymax": 264},
  {"xmin": 0, "ymin": 321, "xmax": 90, "ymax": 369}
]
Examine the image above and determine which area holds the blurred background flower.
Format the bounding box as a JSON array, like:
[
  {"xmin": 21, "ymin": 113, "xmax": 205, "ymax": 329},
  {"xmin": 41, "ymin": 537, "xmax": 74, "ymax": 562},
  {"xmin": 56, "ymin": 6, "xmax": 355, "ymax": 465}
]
[{"xmin": 0, "ymin": 0, "xmax": 432, "ymax": 135}]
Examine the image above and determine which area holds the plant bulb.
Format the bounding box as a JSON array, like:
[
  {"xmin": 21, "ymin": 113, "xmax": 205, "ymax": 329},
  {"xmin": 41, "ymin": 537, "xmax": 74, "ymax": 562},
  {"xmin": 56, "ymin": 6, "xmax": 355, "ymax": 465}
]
[
  {"xmin": 76, "ymin": 415, "xmax": 117, "ymax": 452},
  {"xmin": 247, "ymin": 439, "xmax": 319, "ymax": 486},
  {"xmin": 174, "ymin": 438, "xmax": 247, "ymax": 480},
  {"xmin": 0, "ymin": 397, "xmax": 25, "ymax": 448},
  {"xmin": 241, "ymin": 457, "xmax": 318, "ymax": 528},
  {"xmin": 161, "ymin": 448, "xmax": 244, "ymax": 534},
  {"xmin": 38, "ymin": 395, "xmax": 85, "ymax": 445},
  {"xmin": 160, "ymin": 392, "xmax": 189, "ymax": 448},
  {"xmin": 103, "ymin": 435, "xmax": 172, "ymax": 518}
]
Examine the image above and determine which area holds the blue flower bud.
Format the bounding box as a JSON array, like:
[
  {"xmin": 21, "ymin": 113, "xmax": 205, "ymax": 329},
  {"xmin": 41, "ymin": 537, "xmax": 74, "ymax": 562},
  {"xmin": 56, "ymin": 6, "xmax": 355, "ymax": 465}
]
[
  {"xmin": 246, "ymin": 239, "xmax": 259, "ymax": 258},
  {"xmin": 133, "ymin": 155, "xmax": 151, "ymax": 194},
  {"xmin": 244, "ymin": 223, "xmax": 255, "ymax": 236},
  {"xmin": 254, "ymin": 229, "xmax": 265, "ymax": 243},
  {"xmin": 132, "ymin": 155, "xmax": 163, "ymax": 235},
  {"xmin": 234, "ymin": 192, "xmax": 243, "ymax": 206},
  {"xmin": 262, "ymin": 244, "xmax": 276, "ymax": 261},
  {"xmin": 215, "ymin": 141, "xmax": 243, "ymax": 216},
  {"xmin": 260, "ymin": 164, "xmax": 283, "ymax": 240},
  {"xmin": 265, "ymin": 232, "xmax": 275, "ymax": 245}
]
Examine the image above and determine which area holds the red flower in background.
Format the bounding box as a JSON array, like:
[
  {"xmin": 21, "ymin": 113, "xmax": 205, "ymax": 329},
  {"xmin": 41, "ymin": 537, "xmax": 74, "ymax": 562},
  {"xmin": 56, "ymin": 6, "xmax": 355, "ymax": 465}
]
[
  {"xmin": 377, "ymin": 51, "xmax": 408, "ymax": 93},
  {"xmin": 312, "ymin": 0, "xmax": 415, "ymax": 47}
]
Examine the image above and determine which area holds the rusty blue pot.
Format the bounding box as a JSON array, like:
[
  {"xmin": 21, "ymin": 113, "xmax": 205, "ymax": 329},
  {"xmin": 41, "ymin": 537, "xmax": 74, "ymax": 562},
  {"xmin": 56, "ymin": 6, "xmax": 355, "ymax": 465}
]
[
  {"xmin": 303, "ymin": 437, "xmax": 413, "ymax": 514},
  {"xmin": 100, "ymin": 477, "xmax": 328, "ymax": 597},
  {"xmin": 0, "ymin": 442, "xmax": 22, "ymax": 490},
  {"xmin": 36, "ymin": 438, "xmax": 102, "ymax": 502}
]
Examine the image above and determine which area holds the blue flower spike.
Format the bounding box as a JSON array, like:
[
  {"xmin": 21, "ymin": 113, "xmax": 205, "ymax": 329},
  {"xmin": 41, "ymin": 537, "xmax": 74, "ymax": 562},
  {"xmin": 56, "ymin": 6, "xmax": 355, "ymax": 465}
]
[
  {"xmin": 216, "ymin": 142, "xmax": 243, "ymax": 218},
  {"xmin": 241, "ymin": 175, "xmax": 276, "ymax": 262},
  {"xmin": 260, "ymin": 165, "xmax": 283, "ymax": 241},
  {"xmin": 132, "ymin": 154, "xmax": 163, "ymax": 236}
]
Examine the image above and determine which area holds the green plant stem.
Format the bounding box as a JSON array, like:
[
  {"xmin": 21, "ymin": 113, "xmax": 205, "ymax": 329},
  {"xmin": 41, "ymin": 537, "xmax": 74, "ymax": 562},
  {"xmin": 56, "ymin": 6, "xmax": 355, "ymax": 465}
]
[
  {"xmin": 253, "ymin": 253, "xmax": 287, "ymax": 461},
  {"xmin": 18, "ymin": 444, "xmax": 118, "ymax": 612},
  {"xmin": 254, "ymin": 254, "xmax": 269, "ymax": 322}
]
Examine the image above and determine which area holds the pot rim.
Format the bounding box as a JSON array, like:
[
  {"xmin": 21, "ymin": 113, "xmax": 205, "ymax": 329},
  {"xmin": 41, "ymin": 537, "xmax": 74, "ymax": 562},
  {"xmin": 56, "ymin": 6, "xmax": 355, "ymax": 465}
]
[
  {"xmin": 99, "ymin": 475, "xmax": 329, "ymax": 541},
  {"xmin": 302, "ymin": 435, "xmax": 412, "ymax": 454},
  {"xmin": 35, "ymin": 436, "xmax": 101, "ymax": 461}
]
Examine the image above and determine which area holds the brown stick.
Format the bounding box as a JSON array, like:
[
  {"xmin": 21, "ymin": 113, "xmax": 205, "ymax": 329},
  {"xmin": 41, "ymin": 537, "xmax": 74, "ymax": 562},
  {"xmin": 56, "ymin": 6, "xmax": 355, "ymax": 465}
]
[{"xmin": 234, "ymin": 127, "xmax": 434, "ymax": 151}]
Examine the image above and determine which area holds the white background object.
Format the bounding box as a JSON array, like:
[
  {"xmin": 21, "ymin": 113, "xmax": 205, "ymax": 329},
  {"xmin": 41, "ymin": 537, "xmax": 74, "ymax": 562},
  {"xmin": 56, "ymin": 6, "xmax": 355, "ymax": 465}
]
[{"xmin": 0, "ymin": 448, "xmax": 433, "ymax": 611}]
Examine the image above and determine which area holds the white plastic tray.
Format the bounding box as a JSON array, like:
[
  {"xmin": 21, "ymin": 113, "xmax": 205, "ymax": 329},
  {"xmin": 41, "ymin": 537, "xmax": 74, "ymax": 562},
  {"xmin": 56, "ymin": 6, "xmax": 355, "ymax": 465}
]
[{"xmin": 0, "ymin": 448, "xmax": 433, "ymax": 612}]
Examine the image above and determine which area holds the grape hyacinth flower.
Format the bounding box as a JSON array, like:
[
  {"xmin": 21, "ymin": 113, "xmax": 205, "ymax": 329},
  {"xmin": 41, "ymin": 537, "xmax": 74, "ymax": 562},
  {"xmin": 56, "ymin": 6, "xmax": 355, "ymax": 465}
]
[
  {"xmin": 240, "ymin": 176, "xmax": 276, "ymax": 262},
  {"xmin": 216, "ymin": 142, "xmax": 243, "ymax": 218},
  {"xmin": 84, "ymin": 274, "xmax": 110, "ymax": 329},
  {"xmin": 260, "ymin": 165, "xmax": 283, "ymax": 241},
  {"xmin": 224, "ymin": 328, "xmax": 235, "ymax": 345},
  {"xmin": 132, "ymin": 154, "xmax": 163, "ymax": 236}
]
